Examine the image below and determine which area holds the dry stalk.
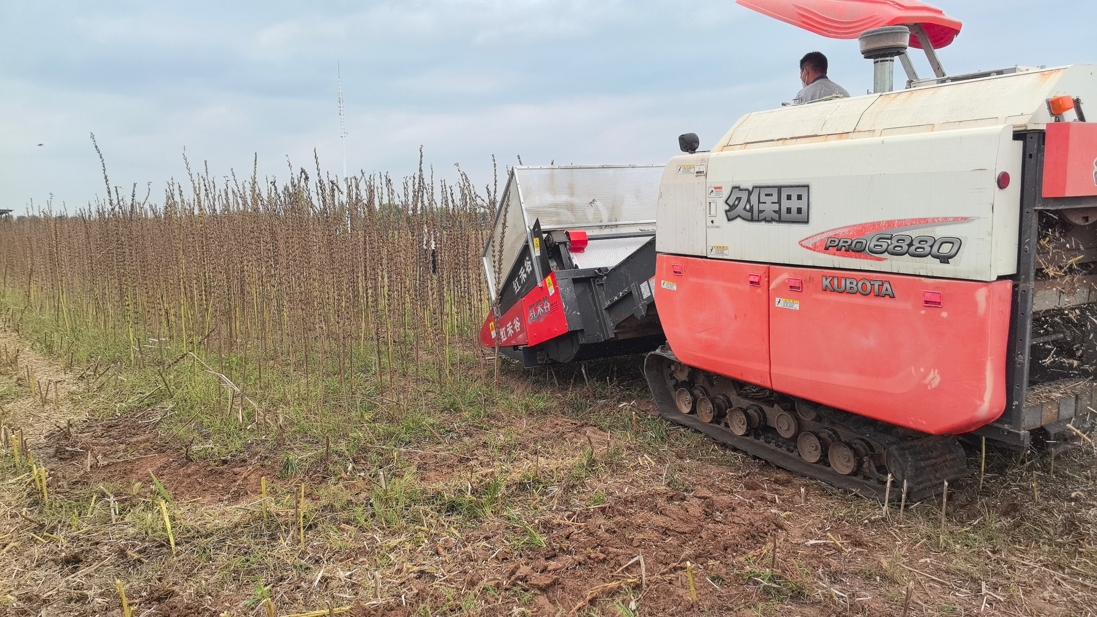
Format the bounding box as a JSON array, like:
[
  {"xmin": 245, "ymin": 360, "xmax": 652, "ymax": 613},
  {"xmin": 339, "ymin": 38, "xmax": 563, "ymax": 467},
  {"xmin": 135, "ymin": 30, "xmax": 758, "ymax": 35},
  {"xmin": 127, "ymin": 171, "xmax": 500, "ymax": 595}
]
[
  {"xmin": 283, "ymin": 607, "xmax": 351, "ymax": 617},
  {"xmin": 979, "ymin": 436, "xmax": 986, "ymax": 490},
  {"xmin": 159, "ymin": 499, "xmax": 176, "ymax": 554},
  {"xmin": 188, "ymin": 353, "xmax": 264, "ymax": 423},
  {"xmin": 939, "ymin": 480, "xmax": 948, "ymax": 530},
  {"xmin": 1066, "ymin": 423, "xmax": 1093, "ymax": 444},
  {"xmin": 36, "ymin": 465, "xmax": 48, "ymax": 504},
  {"xmin": 260, "ymin": 476, "xmax": 269, "ymax": 519},
  {"xmin": 115, "ymin": 580, "xmax": 132, "ymax": 617},
  {"xmin": 569, "ymin": 578, "xmax": 641, "ymax": 614},
  {"xmin": 900, "ymin": 581, "xmax": 914, "ymax": 617},
  {"xmin": 10, "ymin": 430, "xmax": 21, "ymax": 471},
  {"xmin": 899, "ymin": 480, "xmax": 908, "ymax": 520},
  {"xmin": 883, "ymin": 474, "xmax": 892, "ymax": 518},
  {"xmin": 826, "ymin": 533, "xmax": 848, "ymax": 552},
  {"xmin": 298, "ymin": 483, "xmax": 306, "ymax": 550}
]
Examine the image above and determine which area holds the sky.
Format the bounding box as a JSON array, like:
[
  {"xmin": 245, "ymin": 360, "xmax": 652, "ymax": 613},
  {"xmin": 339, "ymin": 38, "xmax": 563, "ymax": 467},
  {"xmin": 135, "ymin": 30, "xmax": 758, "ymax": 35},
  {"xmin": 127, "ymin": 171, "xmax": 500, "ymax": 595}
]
[{"xmin": 2, "ymin": 0, "xmax": 1095, "ymax": 215}]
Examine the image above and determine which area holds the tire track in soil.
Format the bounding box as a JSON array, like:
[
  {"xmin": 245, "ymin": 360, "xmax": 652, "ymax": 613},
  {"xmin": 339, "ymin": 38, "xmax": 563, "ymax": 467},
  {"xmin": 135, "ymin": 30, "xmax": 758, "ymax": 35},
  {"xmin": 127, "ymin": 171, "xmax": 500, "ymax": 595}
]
[{"xmin": 0, "ymin": 328, "xmax": 88, "ymax": 449}]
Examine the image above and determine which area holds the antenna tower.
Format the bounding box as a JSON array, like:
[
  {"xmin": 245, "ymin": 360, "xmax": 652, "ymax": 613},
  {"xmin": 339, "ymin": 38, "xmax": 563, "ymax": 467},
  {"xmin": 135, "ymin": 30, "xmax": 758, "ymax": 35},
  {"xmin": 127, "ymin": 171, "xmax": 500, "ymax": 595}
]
[{"xmin": 338, "ymin": 61, "xmax": 347, "ymax": 180}]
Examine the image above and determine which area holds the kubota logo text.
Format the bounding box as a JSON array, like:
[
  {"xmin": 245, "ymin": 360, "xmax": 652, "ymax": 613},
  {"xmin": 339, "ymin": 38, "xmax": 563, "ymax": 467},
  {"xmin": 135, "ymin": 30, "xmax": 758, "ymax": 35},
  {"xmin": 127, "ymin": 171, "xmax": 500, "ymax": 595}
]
[{"xmin": 822, "ymin": 277, "xmax": 896, "ymax": 298}]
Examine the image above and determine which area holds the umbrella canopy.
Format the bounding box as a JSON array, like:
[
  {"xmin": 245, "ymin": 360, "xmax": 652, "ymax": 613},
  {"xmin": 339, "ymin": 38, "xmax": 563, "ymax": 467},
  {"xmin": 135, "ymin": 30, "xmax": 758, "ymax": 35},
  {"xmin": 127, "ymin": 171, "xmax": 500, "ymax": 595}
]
[{"xmin": 736, "ymin": 0, "xmax": 962, "ymax": 49}]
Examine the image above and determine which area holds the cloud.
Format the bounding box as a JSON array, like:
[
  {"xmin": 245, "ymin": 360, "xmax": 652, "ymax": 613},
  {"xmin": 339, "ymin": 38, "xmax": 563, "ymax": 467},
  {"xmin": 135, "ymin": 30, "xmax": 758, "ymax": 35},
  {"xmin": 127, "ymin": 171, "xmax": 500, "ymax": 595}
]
[
  {"xmin": 2, "ymin": 0, "xmax": 1095, "ymax": 213},
  {"xmin": 246, "ymin": 1, "xmax": 627, "ymax": 52}
]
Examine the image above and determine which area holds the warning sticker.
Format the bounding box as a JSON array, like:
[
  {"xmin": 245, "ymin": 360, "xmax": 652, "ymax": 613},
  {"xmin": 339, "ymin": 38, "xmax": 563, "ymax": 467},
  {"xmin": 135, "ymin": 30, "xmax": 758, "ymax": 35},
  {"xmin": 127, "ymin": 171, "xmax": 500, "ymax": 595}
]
[
  {"xmin": 661, "ymin": 280, "xmax": 677, "ymax": 291},
  {"xmin": 708, "ymin": 245, "xmax": 729, "ymax": 257},
  {"xmin": 677, "ymin": 164, "xmax": 706, "ymax": 176},
  {"xmin": 709, "ymin": 186, "xmax": 724, "ymax": 199},
  {"xmin": 775, "ymin": 298, "xmax": 800, "ymax": 310}
]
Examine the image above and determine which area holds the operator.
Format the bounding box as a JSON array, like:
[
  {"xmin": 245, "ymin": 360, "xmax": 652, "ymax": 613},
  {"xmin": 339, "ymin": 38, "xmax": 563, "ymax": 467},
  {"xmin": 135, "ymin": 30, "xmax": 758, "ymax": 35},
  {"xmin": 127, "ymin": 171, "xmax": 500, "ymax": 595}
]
[{"xmin": 792, "ymin": 52, "xmax": 849, "ymax": 105}]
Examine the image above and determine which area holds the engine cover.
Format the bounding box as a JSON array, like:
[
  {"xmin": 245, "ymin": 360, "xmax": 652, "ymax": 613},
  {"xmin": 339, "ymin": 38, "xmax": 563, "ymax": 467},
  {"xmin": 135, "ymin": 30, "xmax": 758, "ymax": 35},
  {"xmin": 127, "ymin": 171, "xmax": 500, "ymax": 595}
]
[{"xmin": 659, "ymin": 125, "xmax": 1023, "ymax": 283}]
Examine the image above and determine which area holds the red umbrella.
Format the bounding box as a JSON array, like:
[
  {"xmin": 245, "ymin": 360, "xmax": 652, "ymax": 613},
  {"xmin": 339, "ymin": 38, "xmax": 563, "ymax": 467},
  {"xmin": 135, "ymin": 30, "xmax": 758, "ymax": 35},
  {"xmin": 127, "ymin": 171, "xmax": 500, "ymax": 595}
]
[{"xmin": 736, "ymin": 0, "xmax": 962, "ymax": 49}]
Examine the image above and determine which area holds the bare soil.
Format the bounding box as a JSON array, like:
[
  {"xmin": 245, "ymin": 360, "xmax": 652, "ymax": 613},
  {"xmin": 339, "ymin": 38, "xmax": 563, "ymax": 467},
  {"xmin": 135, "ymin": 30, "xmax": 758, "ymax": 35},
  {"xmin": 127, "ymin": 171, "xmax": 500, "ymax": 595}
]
[{"xmin": 2, "ymin": 331, "xmax": 1097, "ymax": 616}]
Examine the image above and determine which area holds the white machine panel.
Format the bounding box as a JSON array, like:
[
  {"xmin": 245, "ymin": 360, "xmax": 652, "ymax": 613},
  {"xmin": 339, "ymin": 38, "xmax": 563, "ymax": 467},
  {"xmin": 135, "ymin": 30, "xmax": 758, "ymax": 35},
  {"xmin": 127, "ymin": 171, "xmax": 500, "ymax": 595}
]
[
  {"xmin": 715, "ymin": 65, "xmax": 1097, "ymax": 151},
  {"xmin": 655, "ymin": 153, "xmax": 709, "ymax": 258},
  {"xmin": 570, "ymin": 236, "xmax": 652, "ymax": 270},
  {"xmin": 483, "ymin": 164, "xmax": 662, "ymax": 300},
  {"xmin": 669, "ymin": 125, "xmax": 1024, "ymax": 282}
]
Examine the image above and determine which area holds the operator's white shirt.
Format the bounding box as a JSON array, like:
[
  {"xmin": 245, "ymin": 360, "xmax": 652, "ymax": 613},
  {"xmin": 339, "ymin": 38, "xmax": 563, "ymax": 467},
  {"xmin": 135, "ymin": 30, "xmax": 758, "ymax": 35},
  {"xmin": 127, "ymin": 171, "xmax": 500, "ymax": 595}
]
[{"xmin": 792, "ymin": 77, "xmax": 850, "ymax": 105}]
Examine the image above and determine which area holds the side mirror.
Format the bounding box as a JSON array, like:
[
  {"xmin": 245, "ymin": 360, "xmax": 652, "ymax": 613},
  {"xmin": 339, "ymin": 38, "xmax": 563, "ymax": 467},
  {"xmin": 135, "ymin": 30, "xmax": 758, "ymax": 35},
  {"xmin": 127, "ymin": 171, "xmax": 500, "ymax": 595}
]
[{"xmin": 678, "ymin": 133, "xmax": 699, "ymax": 154}]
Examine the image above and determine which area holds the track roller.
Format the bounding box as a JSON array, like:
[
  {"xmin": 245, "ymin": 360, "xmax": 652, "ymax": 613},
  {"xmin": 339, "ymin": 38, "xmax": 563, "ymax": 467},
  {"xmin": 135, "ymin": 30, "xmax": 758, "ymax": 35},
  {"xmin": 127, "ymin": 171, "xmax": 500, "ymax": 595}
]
[
  {"xmin": 828, "ymin": 442, "xmax": 859, "ymax": 476},
  {"xmin": 697, "ymin": 395, "xmax": 725, "ymax": 424},
  {"xmin": 727, "ymin": 407, "xmax": 750, "ymax": 436},
  {"xmin": 797, "ymin": 432, "xmax": 823, "ymax": 464},
  {"xmin": 775, "ymin": 411, "xmax": 799, "ymax": 439},
  {"xmin": 675, "ymin": 388, "xmax": 693, "ymax": 414},
  {"xmin": 644, "ymin": 345, "xmax": 967, "ymax": 501},
  {"xmin": 728, "ymin": 406, "xmax": 762, "ymax": 436}
]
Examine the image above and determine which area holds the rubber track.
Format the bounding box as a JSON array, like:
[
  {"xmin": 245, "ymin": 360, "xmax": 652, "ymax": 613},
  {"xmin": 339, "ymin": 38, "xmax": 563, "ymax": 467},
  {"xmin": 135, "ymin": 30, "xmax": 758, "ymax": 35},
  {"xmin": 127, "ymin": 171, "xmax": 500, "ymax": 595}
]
[{"xmin": 644, "ymin": 347, "xmax": 966, "ymax": 502}]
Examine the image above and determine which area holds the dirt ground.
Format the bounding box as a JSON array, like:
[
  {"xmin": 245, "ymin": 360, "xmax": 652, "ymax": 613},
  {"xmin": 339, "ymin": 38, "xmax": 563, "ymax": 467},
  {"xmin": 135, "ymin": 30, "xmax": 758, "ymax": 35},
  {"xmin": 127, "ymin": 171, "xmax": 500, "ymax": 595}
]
[{"xmin": 2, "ymin": 329, "xmax": 1097, "ymax": 616}]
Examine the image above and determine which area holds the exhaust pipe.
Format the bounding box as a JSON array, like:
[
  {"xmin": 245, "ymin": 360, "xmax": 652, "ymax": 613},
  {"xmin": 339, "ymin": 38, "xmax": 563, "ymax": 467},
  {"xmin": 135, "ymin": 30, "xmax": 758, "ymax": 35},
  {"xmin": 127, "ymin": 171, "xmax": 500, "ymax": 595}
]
[{"xmin": 859, "ymin": 26, "xmax": 911, "ymax": 94}]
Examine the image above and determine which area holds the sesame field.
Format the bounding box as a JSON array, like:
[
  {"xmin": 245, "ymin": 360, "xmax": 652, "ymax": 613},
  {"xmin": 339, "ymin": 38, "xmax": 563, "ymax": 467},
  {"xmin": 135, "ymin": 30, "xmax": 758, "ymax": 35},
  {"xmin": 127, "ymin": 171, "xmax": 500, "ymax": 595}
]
[{"xmin": 1, "ymin": 160, "xmax": 1096, "ymax": 616}]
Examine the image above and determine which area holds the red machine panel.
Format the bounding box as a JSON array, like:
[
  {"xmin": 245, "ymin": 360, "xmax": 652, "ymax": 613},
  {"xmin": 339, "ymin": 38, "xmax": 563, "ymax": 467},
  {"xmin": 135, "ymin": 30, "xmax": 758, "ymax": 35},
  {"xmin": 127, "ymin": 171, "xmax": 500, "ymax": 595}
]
[
  {"xmin": 478, "ymin": 273, "xmax": 568, "ymax": 349},
  {"xmin": 768, "ymin": 267, "xmax": 1012, "ymax": 435},
  {"xmin": 654, "ymin": 255, "xmax": 771, "ymax": 388},
  {"xmin": 524, "ymin": 273, "xmax": 569, "ymax": 346},
  {"xmin": 479, "ymin": 300, "xmax": 529, "ymax": 348},
  {"xmin": 1044, "ymin": 122, "xmax": 1097, "ymax": 198}
]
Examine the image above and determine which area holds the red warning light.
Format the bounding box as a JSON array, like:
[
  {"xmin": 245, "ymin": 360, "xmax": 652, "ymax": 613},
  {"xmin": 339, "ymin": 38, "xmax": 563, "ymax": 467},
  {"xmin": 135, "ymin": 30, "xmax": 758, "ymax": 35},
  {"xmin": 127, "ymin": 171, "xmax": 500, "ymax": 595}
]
[
  {"xmin": 997, "ymin": 172, "xmax": 1010, "ymax": 190},
  {"xmin": 1049, "ymin": 96, "xmax": 1076, "ymax": 116},
  {"xmin": 568, "ymin": 230, "xmax": 589, "ymax": 253}
]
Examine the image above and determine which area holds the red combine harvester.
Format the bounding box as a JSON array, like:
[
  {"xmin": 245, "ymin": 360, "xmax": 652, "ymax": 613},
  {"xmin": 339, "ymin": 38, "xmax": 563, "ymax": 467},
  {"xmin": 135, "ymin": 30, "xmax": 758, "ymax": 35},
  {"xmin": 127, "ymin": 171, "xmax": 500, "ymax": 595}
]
[{"xmin": 481, "ymin": 0, "xmax": 1097, "ymax": 500}]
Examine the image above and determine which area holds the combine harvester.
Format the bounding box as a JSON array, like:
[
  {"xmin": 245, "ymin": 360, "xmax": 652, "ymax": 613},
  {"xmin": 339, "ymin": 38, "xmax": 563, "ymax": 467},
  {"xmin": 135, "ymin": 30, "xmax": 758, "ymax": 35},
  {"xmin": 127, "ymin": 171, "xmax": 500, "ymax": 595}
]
[{"xmin": 481, "ymin": 0, "xmax": 1097, "ymax": 500}]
